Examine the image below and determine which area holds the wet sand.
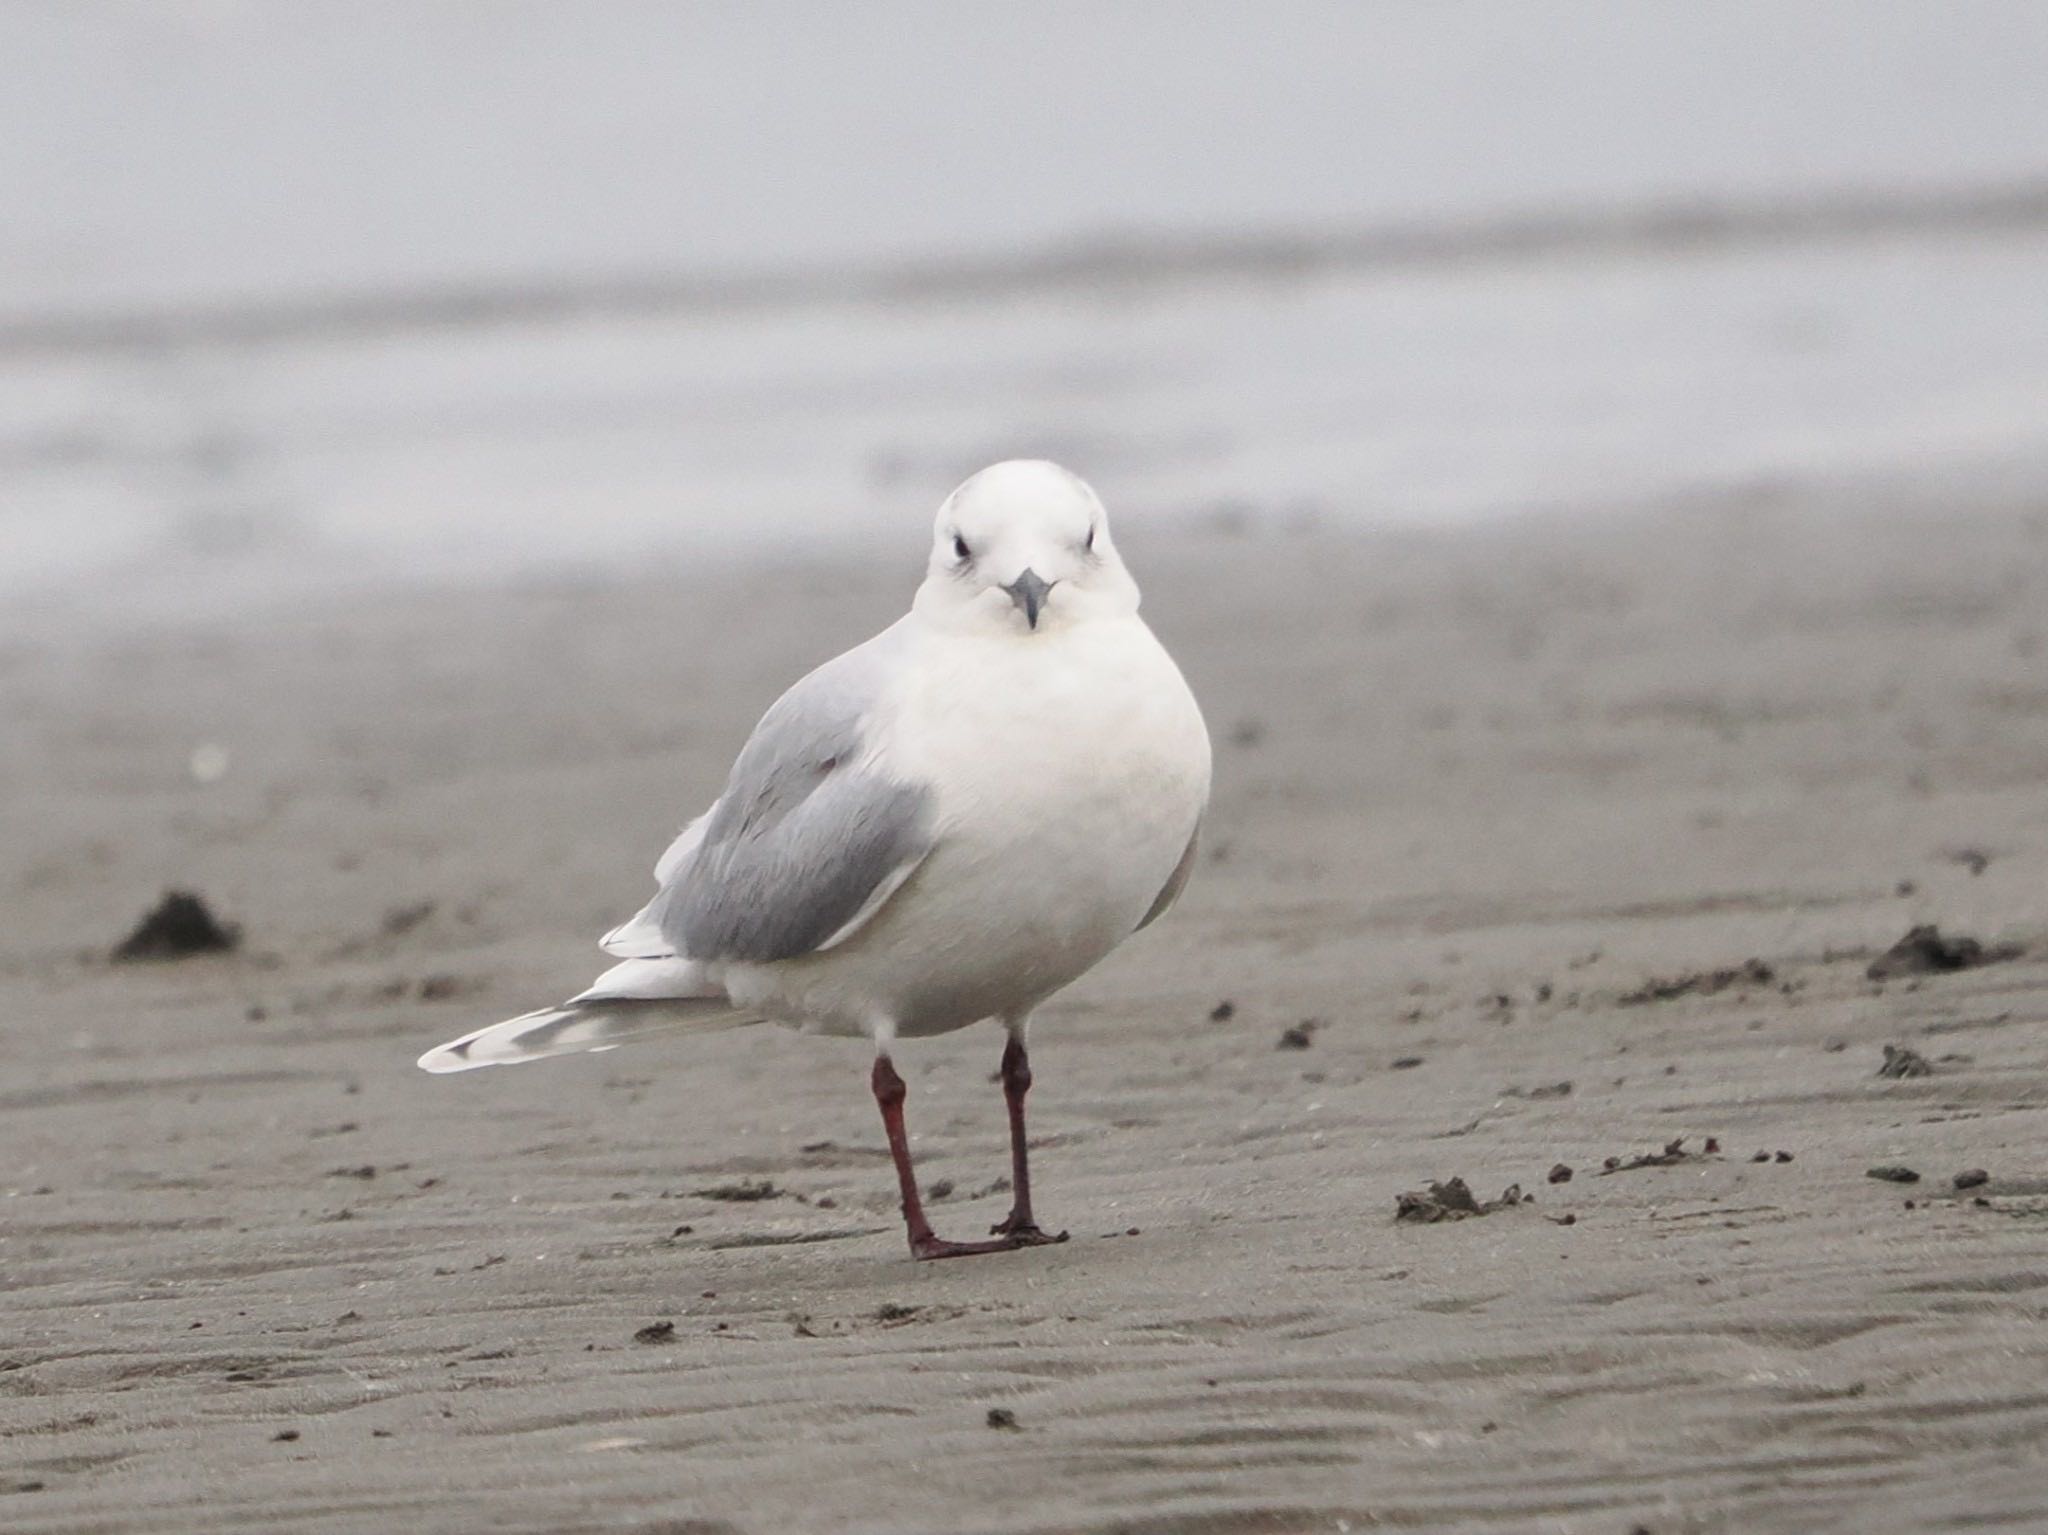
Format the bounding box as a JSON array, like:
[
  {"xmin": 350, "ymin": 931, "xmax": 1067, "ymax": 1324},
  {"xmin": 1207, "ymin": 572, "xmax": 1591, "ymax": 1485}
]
[{"xmin": 4, "ymin": 497, "xmax": 2048, "ymax": 1533}]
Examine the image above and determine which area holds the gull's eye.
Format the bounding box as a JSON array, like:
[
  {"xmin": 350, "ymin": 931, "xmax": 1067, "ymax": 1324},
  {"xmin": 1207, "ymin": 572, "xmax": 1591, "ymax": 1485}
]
[
  {"xmin": 1084, "ymin": 524, "xmax": 1096, "ymax": 552},
  {"xmin": 952, "ymin": 533, "xmax": 971, "ymax": 562}
]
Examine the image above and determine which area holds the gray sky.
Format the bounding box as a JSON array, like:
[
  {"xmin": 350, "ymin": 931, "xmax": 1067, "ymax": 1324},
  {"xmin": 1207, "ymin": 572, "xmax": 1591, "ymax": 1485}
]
[{"xmin": 5, "ymin": 1, "xmax": 2047, "ymax": 311}]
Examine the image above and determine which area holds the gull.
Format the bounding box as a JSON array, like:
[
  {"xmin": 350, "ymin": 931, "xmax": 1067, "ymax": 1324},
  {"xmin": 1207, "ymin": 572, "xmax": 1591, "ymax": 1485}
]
[{"xmin": 419, "ymin": 461, "xmax": 1211, "ymax": 1259}]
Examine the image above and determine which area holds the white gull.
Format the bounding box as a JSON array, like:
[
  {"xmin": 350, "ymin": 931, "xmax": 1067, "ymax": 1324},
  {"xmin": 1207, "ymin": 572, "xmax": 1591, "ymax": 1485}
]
[{"xmin": 419, "ymin": 459, "xmax": 1211, "ymax": 1259}]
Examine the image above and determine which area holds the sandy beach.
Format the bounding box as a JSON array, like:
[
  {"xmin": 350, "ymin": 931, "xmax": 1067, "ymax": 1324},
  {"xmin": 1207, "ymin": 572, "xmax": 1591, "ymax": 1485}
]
[{"xmin": 4, "ymin": 493, "xmax": 2048, "ymax": 1533}]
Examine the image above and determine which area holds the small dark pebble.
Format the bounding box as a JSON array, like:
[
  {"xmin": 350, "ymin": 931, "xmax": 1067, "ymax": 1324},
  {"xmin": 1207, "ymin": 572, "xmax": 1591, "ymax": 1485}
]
[
  {"xmin": 927, "ymin": 1179, "xmax": 954, "ymax": 1201},
  {"xmin": 633, "ymin": 1321, "xmax": 676, "ymax": 1344},
  {"xmin": 1276, "ymin": 1021, "xmax": 1318, "ymax": 1050},
  {"xmin": 986, "ymin": 1408, "xmax": 1020, "ymax": 1430},
  {"xmin": 1703, "ymin": 1137, "xmax": 1720, "ymax": 1154},
  {"xmin": 1974, "ymin": 1196, "xmax": 1992, "ymax": 1207},
  {"xmin": 1547, "ymin": 1213, "xmax": 1577, "ymax": 1226},
  {"xmin": 1547, "ymin": 1163, "xmax": 1574, "ymax": 1184},
  {"xmin": 875, "ymin": 1303, "xmax": 919, "ymax": 1322},
  {"xmin": 1776, "ymin": 1150, "xmax": 1794, "ymax": 1163},
  {"xmin": 1953, "ymin": 1168, "xmax": 1990, "ymax": 1190},
  {"xmin": 1390, "ymin": 1056, "xmax": 1424, "ymax": 1070},
  {"xmin": 1866, "ymin": 1165, "xmax": 1920, "ymax": 1184},
  {"xmin": 272, "ymin": 1430, "xmax": 300, "ymax": 1442},
  {"xmin": 1752, "ymin": 1151, "xmax": 1770, "ymax": 1163},
  {"xmin": 113, "ymin": 890, "xmax": 240, "ymax": 961},
  {"xmin": 1209, "ymin": 1000, "xmax": 1236, "ymax": 1022},
  {"xmin": 382, "ymin": 900, "xmax": 435, "ymax": 935}
]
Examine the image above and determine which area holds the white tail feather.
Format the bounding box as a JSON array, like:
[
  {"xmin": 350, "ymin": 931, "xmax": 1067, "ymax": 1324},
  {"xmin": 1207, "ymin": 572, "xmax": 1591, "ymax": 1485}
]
[{"xmin": 417, "ymin": 994, "xmax": 754, "ymax": 1073}]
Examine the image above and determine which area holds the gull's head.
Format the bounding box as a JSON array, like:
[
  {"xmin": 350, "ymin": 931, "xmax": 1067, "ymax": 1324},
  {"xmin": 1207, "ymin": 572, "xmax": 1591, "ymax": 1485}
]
[{"xmin": 914, "ymin": 460, "xmax": 1139, "ymax": 635}]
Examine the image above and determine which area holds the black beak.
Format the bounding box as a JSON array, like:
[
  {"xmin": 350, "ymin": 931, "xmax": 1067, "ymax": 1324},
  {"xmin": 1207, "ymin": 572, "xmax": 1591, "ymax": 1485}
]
[{"xmin": 1002, "ymin": 568, "xmax": 1054, "ymax": 630}]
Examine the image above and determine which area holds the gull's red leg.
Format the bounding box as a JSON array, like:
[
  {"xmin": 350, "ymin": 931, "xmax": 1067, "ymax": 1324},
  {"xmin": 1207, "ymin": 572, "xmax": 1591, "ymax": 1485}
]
[
  {"xmin": 990, "ymin": 1032, "xmax": 1068, "ymax": 1245},
  {"xmin": 871, "ymin": 1053, "xmax": 1016, "ymax": 1261}
]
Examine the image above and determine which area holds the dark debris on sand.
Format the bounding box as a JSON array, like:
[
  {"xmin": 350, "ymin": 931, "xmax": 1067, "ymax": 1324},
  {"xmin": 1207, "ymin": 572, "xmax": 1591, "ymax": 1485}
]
[
  {"xmin": 1395, "ymin": 1177, "xmax": 1531, "ymax": 1222},
  {"xmin": 632, "ymin": 1321, "xmax": 676, "ymax": 1344},
  {"xmin": 1867, "ymin": 925, "xmax": 2022, "ymax": 981},
  {"xmin": 112, "ymin": 890, "xmax": 240, "ymax": 962},
  {"xmin": 1877, "ymin": 1044, "xmax": 1935, "ymax": 1078},
  {"xmin": 1616, "ymin": 959, "xmax": 1773, "ymax": 1006},
  {"xmin": 1867, "ymin": 1165, "xmax": 1921, "ymax": 1184},
  {"xmin": 1599, "ymin": 1137, "xmax": 1717, "ymax": 1175},
  {"xmin": 695, "ymin": 1179, "xmax": 782, "ymax": 1202}
]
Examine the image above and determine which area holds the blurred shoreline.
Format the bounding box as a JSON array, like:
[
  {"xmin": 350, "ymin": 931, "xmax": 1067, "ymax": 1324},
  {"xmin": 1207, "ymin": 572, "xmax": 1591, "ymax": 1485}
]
[
  {"xmin": 8, "ymin": 208, "xmax": 2048, "ymax": 638},
  {"xmin": 9, "ymin": 178, "xmax": 2048, "ymax": 356},
  {"xmin": 7, "ymin": 2, "xmax": 2048, "ymax": 634}
]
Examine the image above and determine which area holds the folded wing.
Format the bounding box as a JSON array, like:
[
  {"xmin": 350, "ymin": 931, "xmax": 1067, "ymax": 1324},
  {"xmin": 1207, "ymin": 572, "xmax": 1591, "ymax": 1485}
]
[{"xmin": 605, "ymin": 620, "xmax": 936, "ymax": 968}]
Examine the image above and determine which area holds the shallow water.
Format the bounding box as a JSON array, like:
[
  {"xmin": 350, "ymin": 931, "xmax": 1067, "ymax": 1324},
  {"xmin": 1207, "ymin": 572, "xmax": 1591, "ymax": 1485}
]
[{"xmin": 4, "ymin": 3, "xmax": 2048, "ymax": 628}]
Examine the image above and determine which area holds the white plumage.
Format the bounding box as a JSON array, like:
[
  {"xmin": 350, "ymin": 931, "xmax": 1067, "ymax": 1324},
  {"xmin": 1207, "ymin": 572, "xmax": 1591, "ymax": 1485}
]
[{"xmin": 419, "ymin": 460, "xmax": 1210, "ymax": 1259}]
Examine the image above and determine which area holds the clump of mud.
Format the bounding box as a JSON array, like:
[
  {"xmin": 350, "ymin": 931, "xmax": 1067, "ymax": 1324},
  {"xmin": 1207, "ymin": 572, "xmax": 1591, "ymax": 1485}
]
[
  {"xmin": 1395, "ymin": 1177, "xmax": 1530, "ymax": 1222},
  {"xmin": 1867, "ymin": 925, "xmax": 2020, "ymax": 981},
  {"xmin": 112, "ymin": 891, "xmax": 240, "ymax": 961}
]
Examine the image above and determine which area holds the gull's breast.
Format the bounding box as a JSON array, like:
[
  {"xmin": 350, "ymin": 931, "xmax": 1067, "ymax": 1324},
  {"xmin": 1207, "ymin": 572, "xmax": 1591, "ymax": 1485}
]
[{"xmin": 818, "ymin": 617, "xmax": 1210, "ymax": 1032}]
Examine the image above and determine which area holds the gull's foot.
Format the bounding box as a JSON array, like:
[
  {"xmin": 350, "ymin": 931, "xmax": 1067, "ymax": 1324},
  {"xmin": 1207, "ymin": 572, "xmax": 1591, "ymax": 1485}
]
[
  {"xmin": 989, "ymin": 1214, "xmax": 1070, "ymax": 1246},
  {"xmin": 908, "ymin": 1223, "xmax": 1070, "ymax": 1260},
  {"xmin": 911, "ymin": 1232, "xmax": 1035, "ymax": 1261}
]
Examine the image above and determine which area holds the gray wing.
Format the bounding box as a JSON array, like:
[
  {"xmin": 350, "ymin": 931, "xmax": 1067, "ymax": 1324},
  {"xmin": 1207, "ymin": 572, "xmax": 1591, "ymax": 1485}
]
[
  {"xmin": 648, "ymin": 623, "xmax": 936, "ymax": 966},
  {"xmin": 1136, "ymin": 822, "xmax": 1201, "ymax": 931}
]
